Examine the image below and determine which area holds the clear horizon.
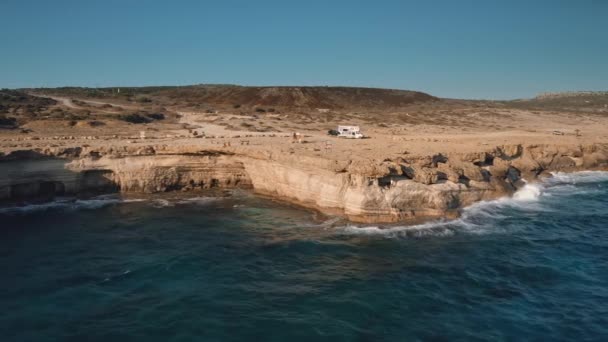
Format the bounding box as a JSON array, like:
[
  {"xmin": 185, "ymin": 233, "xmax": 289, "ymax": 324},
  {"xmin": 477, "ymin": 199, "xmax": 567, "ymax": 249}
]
[{"xmin": 1, "ymin": 0, "xmax": 607, "ymax": 100}]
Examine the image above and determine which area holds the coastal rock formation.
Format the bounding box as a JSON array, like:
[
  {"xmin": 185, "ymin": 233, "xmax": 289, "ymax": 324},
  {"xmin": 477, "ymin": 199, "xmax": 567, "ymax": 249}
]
[{"xmin": 1, "ymin": 143, "xmax": 607, "ymax": 223}]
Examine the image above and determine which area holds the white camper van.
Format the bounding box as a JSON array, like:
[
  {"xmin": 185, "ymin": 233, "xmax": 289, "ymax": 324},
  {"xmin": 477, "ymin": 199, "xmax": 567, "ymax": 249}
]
[{"xmin": 337, "ymin": 125, "xmax": 363, "ymax": 139}]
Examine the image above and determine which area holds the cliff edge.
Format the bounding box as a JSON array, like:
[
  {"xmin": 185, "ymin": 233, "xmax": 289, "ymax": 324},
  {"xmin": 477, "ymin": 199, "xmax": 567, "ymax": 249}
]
[{"xmin": 1, "ymin": 142, "xmax": 606, "ymax": 223}]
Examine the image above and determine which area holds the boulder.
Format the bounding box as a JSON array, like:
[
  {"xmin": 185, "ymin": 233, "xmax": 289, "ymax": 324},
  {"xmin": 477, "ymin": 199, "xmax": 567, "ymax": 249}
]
[
  {"xmin": 447, "ymin": 160, "xmax": 488, "ymax": 182},
  {"xmin": 549, "ymin": 156, "xmax": 576, "ymax": 170},
  {"xmin": 460, "ymin": 152, "xmax": 489, "ymax": 164},
  {"xmin": 488, "ymin": 158, "xmax": 511, "ymax": 178},
  {"xmin": 437, "ymin": 163, "xmax": 460, "ymax": 183},
  {"xmin": 495, "ymin": 145, "xmax": 522, "ymax": 159},
  {"xmin": 402, "ymin": 165, "xmax": 439, "ymax": 185}
]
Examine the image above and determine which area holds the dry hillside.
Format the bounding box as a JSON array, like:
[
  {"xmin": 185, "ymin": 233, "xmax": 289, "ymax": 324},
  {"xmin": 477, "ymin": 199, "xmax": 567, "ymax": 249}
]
[{"xmin": 29, "ymin": 85, "xmax": 438, "ymax": 111}]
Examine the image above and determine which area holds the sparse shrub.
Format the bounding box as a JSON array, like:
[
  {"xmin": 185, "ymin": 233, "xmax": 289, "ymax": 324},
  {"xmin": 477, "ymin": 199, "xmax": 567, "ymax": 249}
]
[
  {"xmin": 88, "ymin": 120, "xmax": 105, "ymax": 127},
  {"xmin": 119, "ymin": 113, "xmax": 150, "ymax": 124},
  {"xmin": 49, "ymin": 111, "xmax": 65, "ymax": 119},
  {"xmin": 136, "ymin": 96, "xmax": 152, "ymax": 103},
  {"xmin": 146, "ymin": 113, "xmax": 165, "ymax": 120},
  {"xmin": 233, "ymin": 104, "xmax": 241, "ymax": 109},
  {"xmin": 0, "ymin": 115, "xmax": 17, "ymax": 127},
  {"xmin": 66, "ymin": 113, "xmax": 86, "ymax": 121},
  {"xmin": 255, "ymin": 108, "xmax": 266, "ymax": 113},
  {"xmin": 118, "ymin": 112, "xmax": 165, "ymax": 124}
]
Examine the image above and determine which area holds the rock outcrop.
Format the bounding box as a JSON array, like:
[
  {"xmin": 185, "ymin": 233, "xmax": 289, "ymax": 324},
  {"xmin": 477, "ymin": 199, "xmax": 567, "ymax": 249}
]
[{"xmin": 1, "ymin": 143, "xmax": 607, "ymax": 223}]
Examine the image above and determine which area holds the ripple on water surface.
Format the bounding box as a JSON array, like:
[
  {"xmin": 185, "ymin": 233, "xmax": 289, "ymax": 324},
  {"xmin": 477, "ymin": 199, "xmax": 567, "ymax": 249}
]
[{"xmin": 1, "ymin": 172, "xmax": 608, "ymax": 341}]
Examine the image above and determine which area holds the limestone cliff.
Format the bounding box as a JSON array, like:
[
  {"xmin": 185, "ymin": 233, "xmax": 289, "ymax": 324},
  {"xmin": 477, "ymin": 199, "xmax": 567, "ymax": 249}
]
[{"xmin": 1, "ymin": 143, "xmax": 607, "ymax": 223}]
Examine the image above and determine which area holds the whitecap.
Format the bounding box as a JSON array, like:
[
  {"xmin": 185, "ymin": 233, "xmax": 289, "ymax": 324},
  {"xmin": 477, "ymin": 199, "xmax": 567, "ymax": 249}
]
[
  {"xmin": 176, "ymin": 196, "xmax": 221, "ymax": 205},
  {"xmin": 340, "ymin": 220, "xmax": 461, "ymax": 238},
  {"xmin": 340, "ymin": 179, "xmax": 550, "ymax": 238},
  {"xmin": 537, "ymin": 171, "xmax": 608, "ymax": 199},
  {"xmin": 512, "ymin": 182, "xmax": 542, "ymax": 202},
  {"xmin": 319, "ymin": 216, "xmax": 343, "ymax": 227},
  {"xmin": 151, "ymin": 199, "xmax": 174, "ymax": 208},
  {"xmin": 547, "ymin": 171, "xmax": 608, "ymax": 186},
  {"xmin": 0, "ymin": 195, "xmax": 145, "ymax": 214}
]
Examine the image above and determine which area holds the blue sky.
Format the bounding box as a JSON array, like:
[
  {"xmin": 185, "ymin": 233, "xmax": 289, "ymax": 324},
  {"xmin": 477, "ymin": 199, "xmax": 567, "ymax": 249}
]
[{"xmin": 1, "ymin": 0, "xmax": 606, "ymax": 99}]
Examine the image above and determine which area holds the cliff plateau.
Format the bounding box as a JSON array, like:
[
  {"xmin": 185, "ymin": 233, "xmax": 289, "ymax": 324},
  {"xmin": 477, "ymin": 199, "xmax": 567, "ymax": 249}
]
[{"xmin": 1, "ymin": 143, "xmax": 606, "ymax": 223}]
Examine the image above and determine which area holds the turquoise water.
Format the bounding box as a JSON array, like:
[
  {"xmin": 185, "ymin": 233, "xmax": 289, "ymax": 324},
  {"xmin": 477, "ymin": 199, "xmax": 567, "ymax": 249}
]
[{"xmin": 1, "ymin": 172, "xmax": 608, "ymax": 341}]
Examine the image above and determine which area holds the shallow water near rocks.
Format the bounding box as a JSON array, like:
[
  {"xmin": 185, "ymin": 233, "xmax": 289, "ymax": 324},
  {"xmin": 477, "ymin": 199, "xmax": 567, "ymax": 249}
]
[{"xmin": 1, "ymin": 172, "xmax": 608, "ymax": 341}]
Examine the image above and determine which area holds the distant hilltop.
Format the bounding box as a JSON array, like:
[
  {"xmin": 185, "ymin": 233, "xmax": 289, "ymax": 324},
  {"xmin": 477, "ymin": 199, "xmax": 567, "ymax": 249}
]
[
  {"xmin": 26, "ymin": 85, "xmax": 439, "ymax": 111},
  {"xmin": 535, "ymin": 91, "xmax": 608, "ymax": 100},
  {"xmin": 506, "ymin": 90, "xmax": 608, "ymax": 113}
]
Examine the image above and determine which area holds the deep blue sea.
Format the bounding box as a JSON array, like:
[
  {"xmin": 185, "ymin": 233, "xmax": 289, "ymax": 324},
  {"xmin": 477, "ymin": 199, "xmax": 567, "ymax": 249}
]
[{"xmin": 1, "ymin": 172, "xmax": 608, "ymax": 341}]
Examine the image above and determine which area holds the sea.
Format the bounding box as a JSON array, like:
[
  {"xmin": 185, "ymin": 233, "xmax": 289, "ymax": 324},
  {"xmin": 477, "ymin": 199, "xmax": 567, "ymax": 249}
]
[{"xmin": 1, "ymin": 171, "xmax": 608, "ymax": 341}]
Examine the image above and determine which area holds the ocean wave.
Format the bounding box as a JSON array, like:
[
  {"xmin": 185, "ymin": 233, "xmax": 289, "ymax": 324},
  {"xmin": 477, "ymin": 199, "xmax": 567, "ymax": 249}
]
[
  {"xmin": 299, "ymin": 216, "xmax": 344, "ymax": 229},
  {"xmin": 175, "ymin": 196, "xmax": 221, "ymax": 205},
  {"xmin": 341, "ymin": 220, "xmax": 459, "ymax": 238},
  {"xmin": 512, "ymin": 182, "xmax": 542, "ymax": 201},
  {"xmin": 0, "ymin": 196, "xmax": 146, "ymax": 215},
  {"xmin": 319, "ymin": 216, "xmax": 343, "ymax": 227},
  {"xmin": 340, "ymin": 171, "xmax": 608, "ymax": 238},
  {"xmin": 151, "ymin": 199, "xmax": 174, "ymax": 208},
  {"xmin": 547, "ymin": 171, "xmax": 608, "ymax": 186},
  {"xmin": 0, "ymin": 194, "xmax": 226, "ymax": 215},
  {"xmin": 341, "ymin": 182, "xmax": 544, "ymax": 238}
]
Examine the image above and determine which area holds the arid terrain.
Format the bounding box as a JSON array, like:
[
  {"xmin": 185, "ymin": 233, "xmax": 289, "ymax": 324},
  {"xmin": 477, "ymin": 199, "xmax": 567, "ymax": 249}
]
[{"xmin": 1, "ymin": 85, "xmax": 607, "ymax": 223}]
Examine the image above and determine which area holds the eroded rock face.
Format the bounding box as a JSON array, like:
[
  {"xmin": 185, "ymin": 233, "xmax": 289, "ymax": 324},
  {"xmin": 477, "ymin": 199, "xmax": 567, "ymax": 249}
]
[
  {"xmin": 0, "ymin": 151, "xmax": 253, "ymax": 202},
  {"xmin": 1, "ymin": 143, "xmax": 607, "ymax": 223},
  {"xmin": 237, "ymin": 143, "xmax": 607, "ymax": 222}
]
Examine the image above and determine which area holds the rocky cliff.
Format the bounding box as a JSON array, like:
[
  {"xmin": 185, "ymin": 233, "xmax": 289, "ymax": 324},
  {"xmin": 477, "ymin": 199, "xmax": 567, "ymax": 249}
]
[{"xmin": 1, "ymin": 143, "xmax": 607, "ymax": 223}]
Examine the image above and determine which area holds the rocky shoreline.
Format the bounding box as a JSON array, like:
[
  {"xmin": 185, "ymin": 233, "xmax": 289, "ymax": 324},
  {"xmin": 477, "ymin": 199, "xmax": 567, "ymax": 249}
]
[{"xmin": 1, "ymin": 143, "xmax": 607, "ymax": 223}]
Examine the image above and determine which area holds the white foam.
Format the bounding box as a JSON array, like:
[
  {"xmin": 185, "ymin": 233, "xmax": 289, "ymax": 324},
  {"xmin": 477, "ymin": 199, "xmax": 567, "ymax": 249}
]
[
  {"xmin": 176, "ymin": 196, "xmax": 221, "ymax": 205},
  {"xmin": 300, "ymin": 216, "xmax": 344, "ymax": 229},
  {"xmin": 341, "ymin": 220, "xmax": 461, "ymax": 238},
  {"xmin": 547, "ymin": 171, "xmax": 608, "ymax": 186},
  {"xmin": 151, "ymin": 199, "xmax": 174, "ymax": 208},
  {"xmin": 512, "ymin": 182, "xmax": 542, "ymax": 202},
  {"xmin": 319, "ymin": 216, "xmax": 343, "ymax": 227},
  {"xmin": 0, "ymin": 194, "xmax": 225, "ymax": 214},
  {"xmin": 123, "ymin": 198, "xmax": 147, "ymax": 203},
  {"xmin": 339, "ymin": 177, "xmax": 568, "ymax": 238},
  {"xmin": 0, "ymin": 196, "xmax": 145, "ymax": 214}
]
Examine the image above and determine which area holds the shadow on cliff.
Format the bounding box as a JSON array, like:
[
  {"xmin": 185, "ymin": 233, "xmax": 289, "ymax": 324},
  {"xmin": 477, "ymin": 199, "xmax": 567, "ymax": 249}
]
[{"xmin": 0, "ymin": 149, "xmax": 119, "ymax": 204}]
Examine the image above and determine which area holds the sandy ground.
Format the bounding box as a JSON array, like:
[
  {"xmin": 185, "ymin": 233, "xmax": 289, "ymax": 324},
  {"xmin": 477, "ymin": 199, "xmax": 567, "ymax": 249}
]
[{"xmin": 1, "ymin": 95, "xmax": 607, "ymax": 162}]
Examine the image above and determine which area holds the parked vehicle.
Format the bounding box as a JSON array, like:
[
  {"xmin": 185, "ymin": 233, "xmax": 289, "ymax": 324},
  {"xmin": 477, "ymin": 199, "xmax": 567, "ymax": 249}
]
[{"xmin": 336, "ymin": 125, "xmax": 363, "ymax": 139}]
